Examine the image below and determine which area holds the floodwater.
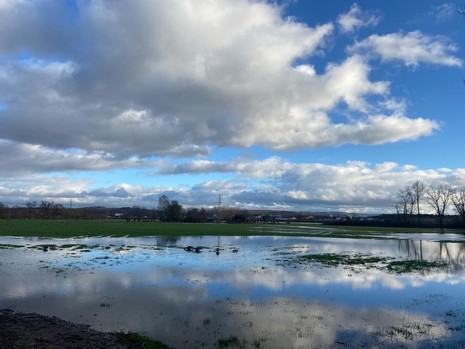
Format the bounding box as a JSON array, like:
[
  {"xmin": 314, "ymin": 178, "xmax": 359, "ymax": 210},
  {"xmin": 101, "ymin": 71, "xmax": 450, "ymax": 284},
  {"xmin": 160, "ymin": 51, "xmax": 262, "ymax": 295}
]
[{"xmin": 1, "ymin": 231, "xmax": 465, "ymax": 348}]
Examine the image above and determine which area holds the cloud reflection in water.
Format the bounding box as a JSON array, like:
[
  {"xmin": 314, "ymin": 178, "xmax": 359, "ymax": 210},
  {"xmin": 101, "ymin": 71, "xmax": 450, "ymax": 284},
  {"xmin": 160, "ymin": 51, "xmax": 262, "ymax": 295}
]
[{"xmin": 1, "ymin": 235, "xmax": 465, "ymax": 348}]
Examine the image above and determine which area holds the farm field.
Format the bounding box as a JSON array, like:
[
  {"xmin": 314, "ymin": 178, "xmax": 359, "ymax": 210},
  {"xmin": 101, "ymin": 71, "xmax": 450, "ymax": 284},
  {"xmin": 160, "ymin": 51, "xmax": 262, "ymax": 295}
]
[{"xmin": 0, "ymin": 219, "xmax": 460, "ymax": 238}]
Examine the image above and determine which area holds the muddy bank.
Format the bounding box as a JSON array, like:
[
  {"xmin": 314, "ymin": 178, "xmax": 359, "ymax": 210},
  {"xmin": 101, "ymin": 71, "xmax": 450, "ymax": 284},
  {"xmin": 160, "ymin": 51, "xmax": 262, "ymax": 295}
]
[{"xmin": 0, "ymin": 308, "xmax": 167, "ymax": 349}]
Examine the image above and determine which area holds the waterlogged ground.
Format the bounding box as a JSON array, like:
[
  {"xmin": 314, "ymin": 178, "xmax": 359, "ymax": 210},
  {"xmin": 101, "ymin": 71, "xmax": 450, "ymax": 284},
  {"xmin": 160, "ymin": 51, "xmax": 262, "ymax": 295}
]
[{"xmin": 1, "ymin": 228, "xmax": 465, "ymax": 348}]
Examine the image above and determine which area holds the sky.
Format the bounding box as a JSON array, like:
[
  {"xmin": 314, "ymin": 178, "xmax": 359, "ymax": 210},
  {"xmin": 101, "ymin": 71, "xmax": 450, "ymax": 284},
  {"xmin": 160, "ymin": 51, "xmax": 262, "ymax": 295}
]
[{"xmin": 1, "ymin": 0, "xmax": 465, "ymax": 213}]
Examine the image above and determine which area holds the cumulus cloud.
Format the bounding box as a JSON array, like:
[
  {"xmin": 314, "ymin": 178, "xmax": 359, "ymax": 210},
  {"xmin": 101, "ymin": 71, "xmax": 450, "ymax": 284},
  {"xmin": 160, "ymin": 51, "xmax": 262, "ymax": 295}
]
[
  {"xmin": 153, "ymin": 157, "xmax": 464, "ymax": 212},
  {"xmin": 1, "ymin": 1, "xmax": 463, "ymax": 211},
  {"xmin": 0, "ymin": 0, "xmax": 450, "ymax": 160},
  {"xmin": 349, "ymin": 31, "xmax": 463, "ymax": 67},
  {"xmin": 337, "ymin": 3, "xmax": 380, "ymax": 33},
  {"xmin": 0, "ymin": 140, "xmax": 155, "ymax": 176},
  {"xmin": 1, "ymin": 156, "xmax": 464, "ymax": 211}
]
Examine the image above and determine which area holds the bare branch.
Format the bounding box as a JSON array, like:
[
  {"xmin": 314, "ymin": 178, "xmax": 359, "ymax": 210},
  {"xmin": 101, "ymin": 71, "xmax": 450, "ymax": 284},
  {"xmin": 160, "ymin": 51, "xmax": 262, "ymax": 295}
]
[
  {"xmin": 452, "ymin": 187, "xmax": 465, "ymax": 224},
  {"xmin": 459, "ymin": 3, "xmax": 465, "ymax": 15},
  {"xmin": 425, "ymin": 184, "xmax": 454, "ymax": 230}
]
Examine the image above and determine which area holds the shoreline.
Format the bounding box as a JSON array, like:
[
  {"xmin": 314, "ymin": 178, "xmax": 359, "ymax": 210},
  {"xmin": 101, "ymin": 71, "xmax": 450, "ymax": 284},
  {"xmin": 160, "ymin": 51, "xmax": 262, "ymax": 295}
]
[{"xmin": 0, "ymin": 308, "xmax": 170, "ymax": 349}]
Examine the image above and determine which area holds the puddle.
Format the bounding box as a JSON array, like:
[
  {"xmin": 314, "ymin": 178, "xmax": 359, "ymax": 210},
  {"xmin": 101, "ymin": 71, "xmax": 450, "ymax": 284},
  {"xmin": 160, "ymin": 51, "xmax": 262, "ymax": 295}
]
[{"xmin": 1, "ymin": 235, "xmax": 465, "ymax": 348}]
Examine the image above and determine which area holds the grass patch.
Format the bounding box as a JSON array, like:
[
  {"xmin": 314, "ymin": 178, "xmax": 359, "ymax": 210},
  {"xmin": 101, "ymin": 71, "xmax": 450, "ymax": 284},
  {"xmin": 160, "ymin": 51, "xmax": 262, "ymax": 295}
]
[
  {"xmin": 116, "ymin": 331, "xmax": 173, "ymax": 349},
  {"xmin": 293, "ymin": 253, "xmax": 448, "ymax": 274},
  {"xmin": 296, "ymin": 253, "xmax": 389, "ymax": 267},
  {"xmin": 0, "ymin": 243, "xmax": 24, "ymax": 249},
  {"xmin": 0, "ymin": 219, "xmax": 460, "ymax": 238},
  {"xmin": 217, "ymin": 336, "xmax": 245, "ymax": 348},
  {"xmin": 0, "ymin": 220, "xmax": 274, "ymax": 238},
  {"xmin": 386, "ymin": 260, "xmax": 447, "ymax": 273}
]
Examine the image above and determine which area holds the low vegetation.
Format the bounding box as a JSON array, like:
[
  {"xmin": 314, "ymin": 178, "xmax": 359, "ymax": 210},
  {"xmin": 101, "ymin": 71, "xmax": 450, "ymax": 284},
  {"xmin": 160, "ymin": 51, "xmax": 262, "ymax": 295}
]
[
  {"xmin": 290, "ymin": 252, "xmax": 448, "ymax": 274},
  {"xmin": 0, "ymin": 219, "xmax": 461, "ymax": 238}
]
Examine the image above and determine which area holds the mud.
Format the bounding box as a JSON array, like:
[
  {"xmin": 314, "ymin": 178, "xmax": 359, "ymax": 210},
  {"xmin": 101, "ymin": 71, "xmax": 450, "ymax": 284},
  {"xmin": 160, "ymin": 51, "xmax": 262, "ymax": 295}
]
[{"xmin": 0, "ymin": 308, "xmax": 134, "ymax": 349}]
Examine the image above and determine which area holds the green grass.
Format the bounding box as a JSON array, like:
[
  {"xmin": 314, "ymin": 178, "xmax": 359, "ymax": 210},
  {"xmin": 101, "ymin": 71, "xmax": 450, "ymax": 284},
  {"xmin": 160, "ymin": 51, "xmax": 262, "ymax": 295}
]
[
  {"xmin": 0, "ymin": 219, "xmax": 261, "ymax": 238},
  {"xmin": 217, "ymin": 336, "xmax": 245, "ymax": 349},
  {"xmin": 386, "ymin": 259, "xmax": 448, "ymax": 273},
  {"xmin": 296, "ymin": 253, "xmax": 389, "ymax": 266},
  {"xmin": 0, "ymin": 219, "xmax": 462, "ymax": 238},
  {"xmin": 292, "ymin": 252, "xmax": 448, "ymax": 274}
]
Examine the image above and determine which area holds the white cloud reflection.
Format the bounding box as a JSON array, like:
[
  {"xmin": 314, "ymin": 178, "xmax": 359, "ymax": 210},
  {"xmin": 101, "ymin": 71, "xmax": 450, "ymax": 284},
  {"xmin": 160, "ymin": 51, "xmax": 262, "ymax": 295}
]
[{"xmin": 1, "ymin": 235, "xmax": 464, "ymax": 346}]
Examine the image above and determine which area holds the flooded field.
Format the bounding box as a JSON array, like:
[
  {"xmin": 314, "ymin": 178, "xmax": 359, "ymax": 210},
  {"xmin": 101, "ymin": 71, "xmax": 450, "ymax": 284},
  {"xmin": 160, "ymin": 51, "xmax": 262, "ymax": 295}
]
[{"xmin": 1, "ymin": 228, "xmax": 465, "ymax": 348}]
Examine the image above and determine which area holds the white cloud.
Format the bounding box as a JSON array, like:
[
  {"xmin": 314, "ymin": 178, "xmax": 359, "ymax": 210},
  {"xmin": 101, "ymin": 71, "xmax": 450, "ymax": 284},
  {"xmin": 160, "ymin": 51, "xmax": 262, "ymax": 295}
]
[
  {"xmin": 337, "ymin": 3, "xmax": 380, "ymax": 33},
  {"xmin": 153, "ymin": 157, "xmax": 463, "ymax": 212},
  {"xmin": 428, "ymin": 3, "xmax": 455, "ymax": 21},
  {"xmin": 0, "ymin": 140, "xmax": 154, "ymax": 176},
  {"xmin": 1, "ymin": 156, "xmax": 464, "ymax": 212},
  {"xmin": 349, "ymin": 30, "xmax": 463, "ymax": 67},
  {"xmin": 0, "ymin": 0, "xmax": 451, "ymax": 159},
  {"xmin": 0, "ymin": 1, "xmax": 463, "ymax": 211}
]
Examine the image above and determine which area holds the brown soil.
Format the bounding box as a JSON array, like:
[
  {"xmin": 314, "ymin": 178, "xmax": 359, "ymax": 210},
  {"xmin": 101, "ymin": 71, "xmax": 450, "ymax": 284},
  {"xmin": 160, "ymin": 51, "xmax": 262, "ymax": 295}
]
[{"xmin": 0, "ymin": 308, "xmax": 137, "ymax": 349}]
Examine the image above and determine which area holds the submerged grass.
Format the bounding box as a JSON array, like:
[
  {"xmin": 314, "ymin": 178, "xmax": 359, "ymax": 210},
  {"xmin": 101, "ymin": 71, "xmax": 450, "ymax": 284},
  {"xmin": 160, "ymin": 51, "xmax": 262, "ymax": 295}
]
[
  {"xmin": 387, "ymin": 259, "xmax": 448, "ymax": 273},
  {"xmin": 0, "ymin": 243, "xmax": 24, "ymax": 249},
  {"xmin": 217, "ymin": 336, "xmax": 246, "ymax": 349},
  {"xmin": 293, "ymin": 252, "xmax": 449, "ymax": 274},
  {"xmin": 296, "ymin": 253, "xmax": 388, "ymax": 266},
  {"xmin": 0, "ymin": 219, "xmax": 461, "ymax": 238}
]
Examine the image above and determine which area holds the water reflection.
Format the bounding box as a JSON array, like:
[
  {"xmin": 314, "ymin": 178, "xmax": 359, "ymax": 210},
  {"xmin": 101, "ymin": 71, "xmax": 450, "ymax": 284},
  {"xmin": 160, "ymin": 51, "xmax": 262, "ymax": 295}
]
[
  {"xmin": 1, "ymin": 235, "xmax": 465, "ymax": 348},
  {"xmin": 395, "ymin": 239, "xmax": 465, "ymax": 274}
]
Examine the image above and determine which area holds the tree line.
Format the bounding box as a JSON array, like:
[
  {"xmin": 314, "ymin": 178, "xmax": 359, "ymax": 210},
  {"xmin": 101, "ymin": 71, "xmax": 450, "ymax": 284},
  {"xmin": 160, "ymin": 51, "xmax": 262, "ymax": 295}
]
[
  {"xmin": 156, "ymin": 194, "xmax": 249, "ymax": 223},
  {"xmin": 395, "ymin": 181, "xmax": 465, "ymax": 229},
  {"xmin": 2, "ymin": 189, "xmax": 465, "ymax": 228},
  {"xmin": 0, "ymin": 195, "xmax": 250, "ymax": 223}
]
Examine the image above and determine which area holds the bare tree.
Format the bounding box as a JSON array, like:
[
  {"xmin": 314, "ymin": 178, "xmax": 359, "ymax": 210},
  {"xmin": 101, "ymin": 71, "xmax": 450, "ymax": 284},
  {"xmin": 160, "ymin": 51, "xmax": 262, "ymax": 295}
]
[
  {"xmin": 425, "ymin": 185, "xmax": 454, "ymax": 230},
  {"xmin": 158, "ymin": 194, "xmax": 170, "ymax": 220},
  {"xmin": 452, "ymin": 187, "xmax": 465, "ymax": 226},
  {"xmin": 411, "ymin": 181, "xmax": 426, "ymax": 225},
  {"xmin": 166, "ymin": 200, "xmax": 183, "ymax": 222},
  {"xmin": 157, "ymin": 195, "xmax": 184, "ymax": 221},
  {"xmin": 396, "ymin": 185, "xmax": 415, "ymax": 225}
]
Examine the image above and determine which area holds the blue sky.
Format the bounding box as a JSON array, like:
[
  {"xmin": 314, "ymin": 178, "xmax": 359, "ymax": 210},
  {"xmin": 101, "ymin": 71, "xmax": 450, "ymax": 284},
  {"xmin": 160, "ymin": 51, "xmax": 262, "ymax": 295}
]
[{"xmin": 1, "ymin": 0, "xmax": 464, "ymax": 213}]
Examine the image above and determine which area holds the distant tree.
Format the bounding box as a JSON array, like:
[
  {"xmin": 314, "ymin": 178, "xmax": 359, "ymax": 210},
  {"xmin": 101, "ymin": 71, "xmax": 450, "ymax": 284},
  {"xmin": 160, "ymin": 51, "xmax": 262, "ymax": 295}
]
[
  {"xmin": 199, "ymin": 207, "xmax": 207, "ymax": 223},
  {"xmin": 158, "ymin": 195, "xmax": 170, "ymax": 220},
  {"xmin": 158, "ymin": 195, "xmax": 169, "ymax": 211},
  {"xmin": 0, "ymin": 202, "xmax": 9, "ymax": 219},
  {"xmin": 395, "ymin": 185, "xmax": 415, "ymax": 225},
  {"xmin": 166, "ymin": 200, "xmax": 183, "ymax": 222},
  {"xmin": 130, "ymin": 206, "xmax": 144, "ymax": 220},
  {"xmin": 25, "ymin": 201, "xmax": 38, "ymax": 218},
  {"xmin": 217, "ymin": 207, "xmax": 239, "ymax": 223},
  {"xmin": 425, "ymin": 185, "xmax": 454, "ymax": 230},
  {"xmin": 157, "ymin": 195, "xmax": 183, "ymax": 222},
  {"xmin": 52, "ymin": 203, "xmax": 65, "ymax": 218},
  {"xmin": 39, "ymin": 200, "xmax": 54, "ymax": 218},
  {"xmin": 452, "ymin": 187, "xmax": 465, "ymax": 226},
  {"xmin": 231, "ymin": 210, "xmax": 249, "ymax": 224},
  {"xmin": 411, "ymin": 181, "xmax": 426, "ymax": 225},
  {"xmin": 185, "ymin": 208, "xmax": 201, "ymax": 223},
  {"xmin": 26, "ymin": 201, "xmax": 37, "ymax": 209}
]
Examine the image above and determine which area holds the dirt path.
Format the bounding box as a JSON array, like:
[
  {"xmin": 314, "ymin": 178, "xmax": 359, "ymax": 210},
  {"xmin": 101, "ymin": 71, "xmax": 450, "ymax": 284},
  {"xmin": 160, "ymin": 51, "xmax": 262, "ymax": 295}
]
[{"xmin": 0, "ymin": 308, "xmax": 137, "ymax": 348}]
